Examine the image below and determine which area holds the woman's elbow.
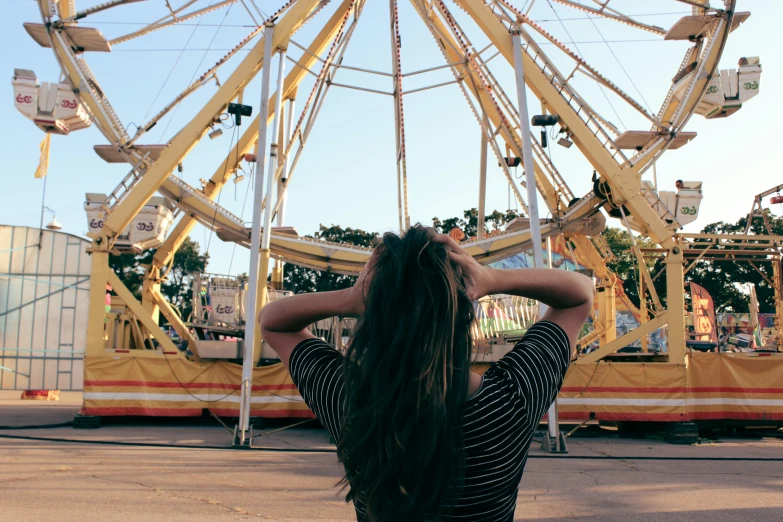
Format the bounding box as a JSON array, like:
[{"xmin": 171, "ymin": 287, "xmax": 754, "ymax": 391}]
[{"xmin": 578, "ymin": 273, "xmax": 595, "ymax": 306}]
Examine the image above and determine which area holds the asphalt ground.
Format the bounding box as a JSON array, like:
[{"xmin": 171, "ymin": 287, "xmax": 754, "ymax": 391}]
[{"xmin": 1, "ymin": 392, "xmax": 782, "ymax": 521}]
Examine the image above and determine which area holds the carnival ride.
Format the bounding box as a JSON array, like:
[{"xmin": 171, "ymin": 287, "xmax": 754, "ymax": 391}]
[{"xmin": 13, "ymin": 0, "xmax": 783, "ymax": 442}]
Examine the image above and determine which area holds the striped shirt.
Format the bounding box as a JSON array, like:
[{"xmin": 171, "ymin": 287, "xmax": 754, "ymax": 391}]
[{"xmin": 289, "ymin": 320, "xmax": 571, "ymax": 521}]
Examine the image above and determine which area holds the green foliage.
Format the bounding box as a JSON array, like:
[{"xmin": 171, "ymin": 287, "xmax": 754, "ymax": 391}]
[
  {"xmin": 108, "ymin": 236, "xmax": 209, "ymax": 323},
  {"xmin": 282, "ymin": 225, "xmax": 378, "ymax": 294},
  {"xmin": 431, "ymin": 209, "xmax": 520, "ymax": 238},
  {"xmin": 602, "ymin": 209, "xmax": 783, "ymax": 313},
  {"xmin": 600, "ymin": 227, "xmax": 656, "ymax": 308},
  {"xmin": 685, "ymin": 210, "xmax": 783, "ymax": 313},
  {"xmin": 283, "ymin": 211, "xmax": 519, "ymax": 294}
]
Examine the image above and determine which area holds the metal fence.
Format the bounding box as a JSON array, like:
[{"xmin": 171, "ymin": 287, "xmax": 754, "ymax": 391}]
[
  {"xmin": 306, "ymin": 295, "xmax": 540, "ymax": 356},
  {"xmin": 0, "ymin": 226, "xmax": 91, "ymax": 391}
]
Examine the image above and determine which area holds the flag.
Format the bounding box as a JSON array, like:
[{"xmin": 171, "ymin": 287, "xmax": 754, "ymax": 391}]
[
  {"xmin": 753, "ymin": 323, "xmax": 763, "ymax": 349},
  {"xmin": 690, "ymin": 282, "xmax": 718, "ymax": 343},
  {"xmin": 34, "ymin": 134, "xmax": 50, "ymax": 179}
]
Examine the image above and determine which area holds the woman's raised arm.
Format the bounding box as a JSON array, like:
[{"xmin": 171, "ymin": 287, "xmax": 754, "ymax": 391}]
[
  {"xmin": 258, "ymin": 256, "xmax": 375, "ymax": 367},
  {"xmin": 433, "ymin": 234, "xmax": 593, "ymax": 351}
]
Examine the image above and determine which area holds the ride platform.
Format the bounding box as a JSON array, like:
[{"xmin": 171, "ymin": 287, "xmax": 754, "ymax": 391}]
[
  {"xmin": 80, "ymin": 349, "xmax": 783, "ymax": 424},
  {"xmin": 559, "ymin": 351, "xmax": 783, "ymax": 423}
]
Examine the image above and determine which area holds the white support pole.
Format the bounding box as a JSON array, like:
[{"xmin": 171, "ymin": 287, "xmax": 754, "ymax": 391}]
[
  {"xmin": 512, "ymin": 29, "xmax": 565, "ymax": 454},
  {"xmin": 545, "ymin": 236, "xmax": 561, "ymax": 445},
  {"xmin": 237, "ymin": 22, "xmax": 275, "ymax": 446},
  {"xmin": 478, "ymin": 126, "xmax": 488, "ymax": 240},
  {"xmin": 275, "ymin": 97, "xmax": 295, "ymax": 283},
  {"xmin": 511, "ymin": 32, "xmax": 545, "ymax": 278},
  {"xmin": 389, "ymin": 0, "xmax": 407, "ymax": 232},
  {"xmin": 263, "ymin": 50, "xmax": 287, "ymax": 250},
  {"xmin": 278, "ymin": 97, "xmax": 295, "ymax": 228}
]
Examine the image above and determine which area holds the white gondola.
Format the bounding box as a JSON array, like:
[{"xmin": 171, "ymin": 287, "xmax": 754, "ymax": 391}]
[
  {"xmin": 627, "ymin": 181, "xmax": 704, "ymax": 231},
  {"xmin": 191, "ymin": 274, "xmax": 293, "ymax": 359},
  {"xmin": 672, "ymin": 57, "xmax": 762, "ymax": 119},
  {"xmin": 84, "ymin": 193, "xmax": 174, "ymax": 251},
  {"xmin": 696, "ymin": 57, "xmax": 762, "ymax": 119},
  {"xmin": 12, "ymin": 69, "xmax": 91, "ymax": 134}
]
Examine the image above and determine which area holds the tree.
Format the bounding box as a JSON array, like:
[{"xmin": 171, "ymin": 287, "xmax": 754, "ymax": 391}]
[
  {"xmin": 282, "ymin": 225, "xmax": 377, "ymax": 294},
  {"xmin": 684, "ymin": 210, "xmax": 783, "ymax": 313},
  {"xmin": 283, "ymin": 211, "xmax": 520, "ymax": 294},
  {"xmin": 432, "ymin": 208, "xmax": 520, "ymax": 238},
  {"xmin": 109, "ymin": 236, "xmax": 209, "ymax": 323},
  {"xmin": 600, "ymin": 227, "xmax": 656, "ymax": 308},
  {"xmin": 601, "ymin": 210, "xmax": 783, "ymax": 314}
]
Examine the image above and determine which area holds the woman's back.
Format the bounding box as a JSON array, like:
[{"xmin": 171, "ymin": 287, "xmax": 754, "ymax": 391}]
[
  {"xmin": 259, "ymin": 226, "xmax": 592, "ymax": 521},
  {"xmin": 289, "ymin": 320, "xmax": 571, "ymax": 521}
]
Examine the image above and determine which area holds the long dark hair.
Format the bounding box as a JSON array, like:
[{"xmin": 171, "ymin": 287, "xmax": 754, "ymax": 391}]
[{"xmin": 338, "ymin": 225, "xmax": 475, "ymax": 521}]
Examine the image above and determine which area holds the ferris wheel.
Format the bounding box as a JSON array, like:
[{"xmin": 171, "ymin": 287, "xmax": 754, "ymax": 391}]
[
  {"xmin": 14, "ymin": 0, "xmax": 766, "ymax": 443},
  {"xmin": 14, "ymin": 0, "xmax": 761, "ymax": 264}
]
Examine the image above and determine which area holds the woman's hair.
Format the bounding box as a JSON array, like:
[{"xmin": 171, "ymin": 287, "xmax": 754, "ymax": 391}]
[{"xmin": 337, "ymin": 225, "xmax": 475, "ymax": 522}]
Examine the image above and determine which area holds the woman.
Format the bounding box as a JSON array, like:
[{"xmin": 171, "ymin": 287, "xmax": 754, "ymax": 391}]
[{"xmin": 259, "ymin": 225, "xmax": 593, "ymax": 521}]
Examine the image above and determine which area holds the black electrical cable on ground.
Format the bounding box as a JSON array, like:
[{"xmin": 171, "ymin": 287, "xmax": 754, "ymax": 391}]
[
  {"xmin": 2, "ymin": 433, "xmax": 783, "ymax": 461},
  {"xmin": 0, "ymin": 422, "xmax": 74, "ymax": 430}
]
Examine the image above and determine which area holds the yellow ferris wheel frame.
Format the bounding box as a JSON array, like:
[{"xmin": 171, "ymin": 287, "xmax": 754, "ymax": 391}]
[{"xmin": 27, "ymin": 0, "xmax": 775, "ymax": 376}]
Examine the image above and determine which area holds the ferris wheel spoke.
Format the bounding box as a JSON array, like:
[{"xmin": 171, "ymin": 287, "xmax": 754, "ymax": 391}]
[
  {"xmin": 67, "ymin": 0, "xmax": 148, "ymax": 22},
  {"xmin": 487, "ymin": 0, "xmax": 659, "ymax": 132},
  {"xmin": 130, "ymin": 0, "xmax": 308, "ymax": 145},
  {"xmin": 99, "ymin": 0, "xmax": 323, "ymax": 236},
  {"xmin": 108, "ymin": 0, "xmax": 233, "ymax": 46},
  {"xmin": 420, "ymin": 0, "xmax": 566, "ymax": 212},
  {"xmin": 515, "ymin": 13, "xmax": 663, "ymax": 129},
  {"xmin": 675, "ymin": 0, "xmax": 710, "ymax": 9},
  {"xmin": 267, "ymin": 0, "xmax": 365, "ymax": 219},
  {"xmin": 130, "ymin": 24, "xmax": 266, "ymax": 144},
  {"xmin": 548, "ymin": 0, "xmax": 666, "ymax": 36}
]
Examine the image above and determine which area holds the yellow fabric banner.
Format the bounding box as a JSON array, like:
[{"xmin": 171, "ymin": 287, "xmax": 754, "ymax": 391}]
[{"xmin": 34, "ymin": 134, "xmax": 50, "ymax": 179}]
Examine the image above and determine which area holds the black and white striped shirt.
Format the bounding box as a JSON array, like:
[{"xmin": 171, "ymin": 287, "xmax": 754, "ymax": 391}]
[{"xmin": 289, "ymin": 321, "xmax": 571, "ymax": 521}]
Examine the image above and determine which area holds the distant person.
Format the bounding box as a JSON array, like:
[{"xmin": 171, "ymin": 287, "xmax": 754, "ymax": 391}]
[
  {"xmin": 675, "ymin": 179, "xmax": 684, "ymax": 190},
  {"xmin": 259, "ymin": 225, "xmax": 593, "ymax": 522}
]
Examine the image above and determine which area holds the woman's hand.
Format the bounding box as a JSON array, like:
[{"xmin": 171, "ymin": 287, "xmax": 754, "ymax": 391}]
[{"xmin": 432, "ymin": 234, "xmax": 497, "ymax": 301}]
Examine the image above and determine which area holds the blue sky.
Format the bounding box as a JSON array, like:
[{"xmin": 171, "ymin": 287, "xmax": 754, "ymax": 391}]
[{"xmin": 2, "ymin": 0, "xmax": 781, "ymax": 276}]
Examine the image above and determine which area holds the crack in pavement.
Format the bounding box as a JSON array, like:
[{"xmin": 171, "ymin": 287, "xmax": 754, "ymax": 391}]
[
  {"xmin": 0, "ymin": 471, "xmax": 58, "ymax": 485},
  {"xmin": 86, "ymin": 473, "xmax": 284, "ymax": 520}
]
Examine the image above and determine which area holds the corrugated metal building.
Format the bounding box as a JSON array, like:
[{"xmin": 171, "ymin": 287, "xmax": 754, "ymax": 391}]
[{"xmin": 0, "ymin": 225, "xmax": 91, "ymax": 391}]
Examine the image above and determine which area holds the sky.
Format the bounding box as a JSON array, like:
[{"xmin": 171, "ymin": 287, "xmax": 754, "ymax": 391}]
[{"xmin": 2, "ymin": 0, "xmax": 782, "ymax": 277}]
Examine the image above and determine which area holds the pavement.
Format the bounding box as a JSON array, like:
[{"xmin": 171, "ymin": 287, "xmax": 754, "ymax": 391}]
[{"xmin": 1, "ymin": 392, "xmax": 782, "ymax": 522}]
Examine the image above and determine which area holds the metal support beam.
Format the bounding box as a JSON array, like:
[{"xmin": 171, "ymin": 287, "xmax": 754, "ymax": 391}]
[
  {"xmin": 150, "ymin": 289, "xmax": 200, "ymax": 361},
  {"xmin": 595, "ymin": 285, "xmax": 616, "ymax": 347},
  {"xmin": 85, "ymin": 248, "xmax": 110, "ymax": 356},
  {"xmin": 511, "ymin": 31, "xmax": 544, "ymax": 272},
  {"xmin": 390, "ymin": 0, "xmax": 409, "ymax": 232},
  {"xmin": 666, "ymin": 245, "xmax": 686, "ymax": 365},
  {"xmin": 774, "ymin": 260, "xmax": 783, "ymax": 352},
  {"xmin": 640, "ymin": 269, "xmax": 648, "ymax": 353},
  {"xmin": 577, "ymin": 312, "xmax": 670, "ymax": 365},
  {"xmin": 477, "ymin": 126, "xmax": 488, "ymax": 240},
  {"xmin": 238, "ymin": 22, "xmax": 276, "ymax": 447},
  {"xmin": 102, "ymin": 0, "xmax": 321, "ymax": 237},
  {"xmin": 512, "ymin": 29, "xmax": 562, "ymax": 453},
  {"xmin": 107, "ymin": 271, "xmax": 182, "ymax": 355},
  {"xmin": 272, "ymin": 97, "xmax": 296, "ymax": 289}
]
